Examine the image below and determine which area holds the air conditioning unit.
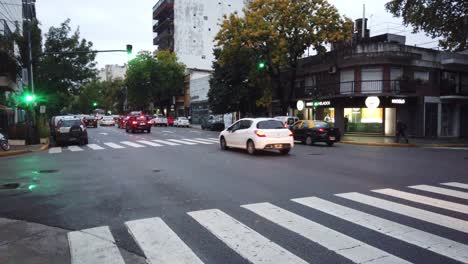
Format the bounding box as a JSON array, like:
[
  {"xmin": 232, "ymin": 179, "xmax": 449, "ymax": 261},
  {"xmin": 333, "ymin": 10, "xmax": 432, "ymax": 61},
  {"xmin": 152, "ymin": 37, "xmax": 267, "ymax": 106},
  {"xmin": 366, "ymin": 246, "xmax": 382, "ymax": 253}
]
[{"xmin": 328, "ymin": 66, "xmax": 337, "ymax": 74}]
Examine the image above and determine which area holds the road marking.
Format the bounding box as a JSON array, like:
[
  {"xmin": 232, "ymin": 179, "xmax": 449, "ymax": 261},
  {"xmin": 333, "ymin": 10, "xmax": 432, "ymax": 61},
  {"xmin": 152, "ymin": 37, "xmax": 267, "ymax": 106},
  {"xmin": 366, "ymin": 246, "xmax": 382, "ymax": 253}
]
[
  {"xmin": 167, "ymin": 139, "xmax": 198, "ymax": 145},
  {"xmin": 68, "ymin": 146, "xmax": 84, "ymax": 152},
  {"xmin": 181, "ymin": 139, "xmax": 214, "ymax": 145},
  {"xmin": 207, "ymin": 138, "xmax": 218, "ymax": 140},
  {"xmin": 120, "ymin": 141, "xmax": 145, "ymax": 148},
  {"xmin": 137, "ymin": 140, "xmax": 163, "ymax": 147},
  {"xmin": 87, "ymin": 144, "xmax": 105, "ymax": 150},
  {"xmin": 48, "ymin": 147, "xmax": 62, "ymax": 154},
  {"xmin": 336, "ymin": 192, "xmax": 468, "ymax": 234},
  {"xmin": 125, "ymin": 217, "xmax": 204, "ymax": 264},
  {"xmin": 441, "ymin": 182, "xmax": 468, "ymax": 190},
  {"xmin": 104, "ymin": 142, "xmax": 125, "ymax": 149},
  {"xmin": 99, "ymin": 132, "xmax": 108, "ymax": 135},
  {"xmin": 68, "ymin": 226, "xmax": 125, "ymax": 264},
  {"xmin": 242, "ymin": 202, "xmax": 410, "ymax": 264},
  {"xmin": 188, "ymin": 209, "xmax": 308, "ymax": 264},
  {"xmin": 162, "ymin": 131, "xmax": 174, "ymax": 133},
  {"xmin": 195, "ymin": 138, "xmax": 219, "ymax": 143},
  {"xmin": 292, "ymin": 197, "xmax": 468, "ymax": 263},
  {"xmin": 152, "ymin": 139, "xmax": 180, "ymax": 146},
  {"xmin": 409, "ymin": 185, "xmax": 468, "ymax": 200},
  {"xmin": 373, "ymin": 188, "xmax": 468, "ymax": 215}
]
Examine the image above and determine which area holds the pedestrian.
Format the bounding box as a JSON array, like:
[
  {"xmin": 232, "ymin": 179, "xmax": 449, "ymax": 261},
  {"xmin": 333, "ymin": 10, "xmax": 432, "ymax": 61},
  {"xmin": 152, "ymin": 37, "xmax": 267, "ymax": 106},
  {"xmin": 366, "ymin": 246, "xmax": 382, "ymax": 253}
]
[
  {"xmin": 395, "ymin": 120, "xmax": 409, "ymax": 143},
  {"xmin": 344, "ymin": 115, "xmax": 349, "ymax": 132}
]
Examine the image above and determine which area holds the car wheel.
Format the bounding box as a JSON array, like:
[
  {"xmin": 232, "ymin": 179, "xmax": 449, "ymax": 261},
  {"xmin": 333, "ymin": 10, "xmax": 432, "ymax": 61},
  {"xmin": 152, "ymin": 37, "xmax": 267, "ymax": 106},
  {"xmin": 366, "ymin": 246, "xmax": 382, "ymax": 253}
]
[
  {"xmin": 306, "ymin": 136, "xmax": 313, "ymax": 146},
  {"xmin": 279, "ymin": 149, "xmax": 290, "ymax": 155},
  {"xmin": 220, "ymin": 137, "xmax": 228, "ymax": 150},
  {"xmin": 247, "ymin": 140, "xmax": 256, "ymax": 155},
  {"xmin": 327, "ymin": 141, "xmax": 334, "ymax": 147}
]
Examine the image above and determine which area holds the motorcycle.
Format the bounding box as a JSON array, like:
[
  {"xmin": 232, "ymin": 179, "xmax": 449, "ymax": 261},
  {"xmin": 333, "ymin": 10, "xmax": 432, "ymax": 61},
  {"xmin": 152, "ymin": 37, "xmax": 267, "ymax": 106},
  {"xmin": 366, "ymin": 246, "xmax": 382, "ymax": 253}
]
[{"xmin": 0, "ymin": 131, "xmax": 10, "ymax": 151}]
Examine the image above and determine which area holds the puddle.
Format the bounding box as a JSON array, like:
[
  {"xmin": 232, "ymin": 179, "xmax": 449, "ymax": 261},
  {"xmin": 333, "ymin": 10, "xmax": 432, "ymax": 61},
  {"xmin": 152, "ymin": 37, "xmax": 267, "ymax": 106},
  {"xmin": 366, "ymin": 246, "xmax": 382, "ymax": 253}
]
[
  {"xmin": 0, "ymin": 183, "xmax": 20, "ymax": 190},
  {"xmin": 33, "ymin": 169, "xmax": 59, "ymax": 174}
]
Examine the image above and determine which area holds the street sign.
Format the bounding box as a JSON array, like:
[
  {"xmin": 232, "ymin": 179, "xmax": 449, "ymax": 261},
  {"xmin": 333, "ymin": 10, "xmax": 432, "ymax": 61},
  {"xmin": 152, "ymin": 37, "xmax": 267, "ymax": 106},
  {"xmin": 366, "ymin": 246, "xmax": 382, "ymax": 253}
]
[
  {"xmin": 365, "ymin": 96, "xmax": 380, "ymax": 109},
  {"xmin": 296, "ymin": 100, "xmax": 305, "ymax": 111},
  {"xmin": 39, "ymin": 105, "xmax": 46, "ymax": 113}
]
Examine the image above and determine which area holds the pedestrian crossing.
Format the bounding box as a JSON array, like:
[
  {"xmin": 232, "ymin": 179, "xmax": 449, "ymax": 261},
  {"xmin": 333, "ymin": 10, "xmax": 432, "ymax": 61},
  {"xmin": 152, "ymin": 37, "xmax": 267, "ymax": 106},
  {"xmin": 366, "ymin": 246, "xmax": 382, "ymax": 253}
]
[
  {"xmin": 48, "ymin": 138, "xmax": 219, "ymax": 154},
  {"xmin": 67, "ymin": 181, "xmax": 468, "ymax": 264}
]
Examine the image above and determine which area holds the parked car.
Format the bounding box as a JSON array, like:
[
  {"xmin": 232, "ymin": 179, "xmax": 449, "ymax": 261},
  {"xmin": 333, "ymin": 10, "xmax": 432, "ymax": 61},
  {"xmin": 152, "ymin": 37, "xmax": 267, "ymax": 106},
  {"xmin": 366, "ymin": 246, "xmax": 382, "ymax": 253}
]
[
  {"xmin": 290, "ymin": 120, "xmax": 341, "ymax": 146},
  {"xmin": 201, "ymin": 115, "xmax": 225, "ymax": 131},
  {"xmin": 219, "ymin": 118, "xmax": 293, "ymax": 155},
  {"xmin": 126, "ymin": 115, "xmax": 152, "ymax": 133},
  {"xmin": 50, "ymin": 115, "xmax": 76, "ymax": 140},
  {"xmin": 117, "ymin": 116, "xmax": 128, "ymax": 129},
  {"xmin": 83, "ymin": 115, "xmax": 98, "ymax": 128},
  {"xmin": 55, "ymin": 118, "xmax": 88, "ymax": 146},
  {"xmin": 274, "ymin": 116, "xmax": 299, "ymax": 128},
  {"xmin": 152, "ymin": 115, "xmax": 168, "ymax": 127},
  {"xmin": 174, "ymin": 117, "xmax": 190, "ymax": 127},
  {"xmin": 100, "ymin": 116, "xmax": 116, "ymax": 126},
  {"xmin": 167, "ymin": 116, "xmax": 175, "ymax": 126}
]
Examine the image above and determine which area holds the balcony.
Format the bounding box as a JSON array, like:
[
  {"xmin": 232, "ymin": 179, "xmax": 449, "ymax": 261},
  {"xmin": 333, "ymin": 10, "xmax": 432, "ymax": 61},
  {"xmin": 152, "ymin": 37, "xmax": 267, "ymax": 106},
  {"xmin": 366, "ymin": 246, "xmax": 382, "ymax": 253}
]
[
  {"xmin": 299, "ymin": 80, "xmax": 418, "ymax": 99},
  {"xmin": 153, "ymin": 0, "xmax": 174, "ymax": 20},
  {"xmin": 153, "ymin": 17, "xmax": 173, "ymax": 33},
  {"xmin": 440, "ymin": 82, "xmax": 468, "ymax": 96}
]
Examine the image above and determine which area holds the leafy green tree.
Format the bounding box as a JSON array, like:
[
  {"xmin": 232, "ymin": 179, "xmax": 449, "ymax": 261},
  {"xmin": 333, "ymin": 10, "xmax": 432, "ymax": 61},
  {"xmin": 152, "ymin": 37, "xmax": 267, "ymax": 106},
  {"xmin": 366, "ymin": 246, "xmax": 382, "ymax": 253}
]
[
  {"xmin": 71, "ymin": 80, "xmax": 125, "ymax": 114},
  {"xmin": 36, "ymin": 19, "xmax": 97, "ymax": 114},
  {"xmin": 386, "ymin": 0, "xmax": 468, "ymax": 51},
  {"xmin": 152, "ymin": 50, "xmax": 185, "ymax": 109},
  {"xmin": 125, "ymin": 51, "xmax": 155, "ymax": 111}
]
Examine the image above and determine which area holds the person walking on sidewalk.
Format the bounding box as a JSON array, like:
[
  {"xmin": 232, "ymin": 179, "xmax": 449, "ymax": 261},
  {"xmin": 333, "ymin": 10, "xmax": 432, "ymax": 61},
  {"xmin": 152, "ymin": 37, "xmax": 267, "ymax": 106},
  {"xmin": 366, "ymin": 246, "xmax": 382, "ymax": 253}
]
[{"xmin": 395, "ymin": 120, "xmax": 409, "ymax": 143}]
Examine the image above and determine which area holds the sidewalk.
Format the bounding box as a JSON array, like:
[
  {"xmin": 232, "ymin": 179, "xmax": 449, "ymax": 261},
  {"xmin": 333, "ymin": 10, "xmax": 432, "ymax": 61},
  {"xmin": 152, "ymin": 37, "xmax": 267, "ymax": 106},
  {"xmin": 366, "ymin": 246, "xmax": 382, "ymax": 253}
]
[
  {"xmin": 0, "ymin": 144, "xmax": 49, "ymax": 157},
  {"xmin": 341, "ymin": 135, "xmax": 468, "ymax": 148}
]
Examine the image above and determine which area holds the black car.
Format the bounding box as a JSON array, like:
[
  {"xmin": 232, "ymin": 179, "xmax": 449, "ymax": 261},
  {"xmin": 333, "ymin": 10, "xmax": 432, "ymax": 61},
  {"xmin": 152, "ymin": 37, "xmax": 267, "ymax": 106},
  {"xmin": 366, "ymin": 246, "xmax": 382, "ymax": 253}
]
[
  {"xmin": 55, "ymin": 118, "xmax": 88, "ymax": 146},
  {"xmin": 201, "ymin": 115, "xmax": 225, "ymax": 131},
  {"xmin": 126, "ymin": 115, "xmax": 152, "ymax": 133},
  {"xmin": 290, "ymin": 120, "xmax": 340, "ymax": 146},
  {"xmin": 83, "ymin": 115, "xmax": 98, "ymax": 128}
]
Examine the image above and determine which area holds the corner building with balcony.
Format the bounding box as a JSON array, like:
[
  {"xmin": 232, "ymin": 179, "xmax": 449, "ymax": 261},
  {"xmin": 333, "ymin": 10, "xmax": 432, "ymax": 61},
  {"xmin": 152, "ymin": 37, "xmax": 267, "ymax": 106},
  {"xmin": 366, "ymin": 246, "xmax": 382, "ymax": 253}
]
[
  {"xmin": 294, "ymin": 19, "xmax": 468, "ymax": 139},
  {"xmin": 152, "ymin": 0, "xmax": 246, "ymax": 119}
]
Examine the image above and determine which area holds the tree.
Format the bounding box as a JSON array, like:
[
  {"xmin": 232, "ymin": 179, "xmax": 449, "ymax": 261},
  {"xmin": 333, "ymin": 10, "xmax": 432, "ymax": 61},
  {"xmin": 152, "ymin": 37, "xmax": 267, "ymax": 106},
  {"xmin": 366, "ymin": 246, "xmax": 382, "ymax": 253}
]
[
  {"xmin": 215, "ymin": 0, "xmax": 353, "ymax": 113},
  {"xmin": 36, "ymin": 19, "xmax": 97, "ymax": 114},
  {"xmin": 71, "ymin": 80, "xmax": 125, "ymax": 114},
  {"xmin": 385, "ymin": 0, "xmax": 468, "ymax": 51},
  {"xmin": 152, "ymin": 50, "xmax": 185, "ymax": 109},
  {"xmin": 125, "ymin": 51, "xmax": 156, "ymax": 111}
]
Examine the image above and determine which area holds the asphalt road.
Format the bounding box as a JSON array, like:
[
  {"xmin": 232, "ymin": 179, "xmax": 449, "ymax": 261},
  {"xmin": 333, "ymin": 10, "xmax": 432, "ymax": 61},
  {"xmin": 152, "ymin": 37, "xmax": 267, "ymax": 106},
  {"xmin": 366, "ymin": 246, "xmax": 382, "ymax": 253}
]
[{"xmin": 0, "ymin": 125, "xmax": 467, "ymax": 264}]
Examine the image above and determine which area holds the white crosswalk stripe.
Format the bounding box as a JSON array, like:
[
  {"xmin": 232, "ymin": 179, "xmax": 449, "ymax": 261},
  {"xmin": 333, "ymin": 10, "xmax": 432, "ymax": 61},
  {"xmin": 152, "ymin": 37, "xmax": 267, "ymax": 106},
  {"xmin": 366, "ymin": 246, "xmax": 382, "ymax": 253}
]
[
  {"xmin": 167, "ymin": 139, "xmax": 198, "ymax": 145},
  {"xmin": 292, "ymin": 196, "xmax": 468, "ymax": 263},
  {"xmin": 120, "ymin": 141, "xmax": 145, "ymax": 148},
  {"xmin": 373, "ymin": 188, "xmax": 468, "ymax": 215},
  {"xmin": 126, "ymin": 217, "xmax": 204, "ymax": 264},
  {"xmin": 336, "ymin": 192, "xmax": 468, "ymax": 233},
  {"xmin": 87, "ymin": 144, "xmax": 105, "ymax": 150},
  {"xmin": 137, "ymin": 140, "xmax": 163, "ymax": 147},
  {"xmin": 207, "ymin": 138, "xmax": 218, "ymax": 140},
  {"xmin": 181, "ymin": 139, "xmax": 214, "ymax": 145},
  {"xmin": 152, "ymin": 139, "xmax": 180, "ymax": 146},
  {"xmin": 48, "ymin": 147, "xmax": 62, "ymax": 154},
  {"xmin": 441, "ymin": 182, "xmax": 468, "ymax": 190},
  {"xmin": 104, "ymin": 142, "xmax": 125, "ymax": 149},
  {"xmin": 68, "ymin": 226, "xmax": 125, "ymax": 264},
  {"xmin": 188, "ymin": 209, "xmax": 308, "ymax": 264},
  {"xmin": 409, "ymin": 184, "xmax": 468, "ymax": 200},
  {"xmin": 195, "ymin": 138, "xmax": 219, "ymax": 143},
  {"xmin": 242, "ymin": 202, "xmax": 410, "ymax": 264},
  {"xmin": 68, "ymin": 146, "xmax": 84, "ymax": 152}
]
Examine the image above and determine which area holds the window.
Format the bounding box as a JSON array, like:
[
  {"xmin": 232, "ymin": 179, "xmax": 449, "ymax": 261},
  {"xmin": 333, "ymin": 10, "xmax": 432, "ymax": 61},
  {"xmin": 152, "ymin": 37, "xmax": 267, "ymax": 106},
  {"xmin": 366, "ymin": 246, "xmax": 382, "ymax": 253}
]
[
  {"xmin": 361, "ymin": 67, "xmax": 383, "ymax": 93},
  {"xmin": 292, "ymin": 121, "xmax": 302, "ymax": 130},
  {"xmin": 340, "ymin": 69, "xmax": 354, "ymax": 94},
  {"xmin": 240, "ymin": 120, "xmax": 253, "ymax": 129},
  {"xmin": 302, "ymin": 121, "xmax": 310, "ymax": 128},
  {"xmin": 313, "ymin": 122, "xmax": 329, "ymax": 128},
  {"xmin": 257, "ymin": 120, "xmax": 285, "ymax": 129},
  {"xmin": 414, "ymin": 71, "xmax": 429, "ymax": 82},
  {"xmin": 230, "ymin": 121, "xmax": 241, "ymax": 131},
  {"xmin": 204, "ymin": 16, "xmax": 208, "ymax": 20}
]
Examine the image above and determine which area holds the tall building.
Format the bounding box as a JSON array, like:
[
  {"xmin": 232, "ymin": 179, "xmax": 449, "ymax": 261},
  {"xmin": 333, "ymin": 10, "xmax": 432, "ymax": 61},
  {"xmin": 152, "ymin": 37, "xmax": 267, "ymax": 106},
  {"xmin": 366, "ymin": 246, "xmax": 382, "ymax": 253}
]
[
  {"xmin": 152, "ymin": 0, "xmax": 245, "ymax": 119},
  {"xmin": 97, "ymin": 64, "xmax": 127, "ymax": 82}
]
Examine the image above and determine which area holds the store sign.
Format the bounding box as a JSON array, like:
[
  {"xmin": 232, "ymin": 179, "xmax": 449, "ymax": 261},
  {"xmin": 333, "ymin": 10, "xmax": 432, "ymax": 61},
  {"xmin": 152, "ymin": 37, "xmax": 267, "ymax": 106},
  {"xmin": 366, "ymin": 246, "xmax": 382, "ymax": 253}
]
[
  {"xmin": 306, "ymin": 101, "xmax": 331, "ymax": 107},
  {"xmin": 391, "ymin": 99, "xmax": 406, "ymax": 104},
  {"xmin": 296, "ymin": 100, "xmax": 305, "ymax": 111},
  {"xmin": 365, "ymin": 96, "xmax": 380, "ymax": 109}
]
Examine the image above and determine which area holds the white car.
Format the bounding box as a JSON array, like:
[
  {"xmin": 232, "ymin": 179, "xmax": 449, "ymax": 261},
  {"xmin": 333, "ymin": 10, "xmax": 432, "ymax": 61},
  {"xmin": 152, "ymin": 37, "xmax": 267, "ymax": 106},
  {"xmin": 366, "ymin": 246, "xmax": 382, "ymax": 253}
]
[
  {"xmin": 152, "ymin": 115, "xmax": 168, "ymax": 126},
  {"xmin": 174, "ymin": 117, "xmax": 190, "ymax": 127},
  {"xmin": 219, "ymin": 118, "xmax": 294, "ymax": 155},
  {"xmin": 100, "ymin": 116, "xmax": 115, "ymax": 126}
]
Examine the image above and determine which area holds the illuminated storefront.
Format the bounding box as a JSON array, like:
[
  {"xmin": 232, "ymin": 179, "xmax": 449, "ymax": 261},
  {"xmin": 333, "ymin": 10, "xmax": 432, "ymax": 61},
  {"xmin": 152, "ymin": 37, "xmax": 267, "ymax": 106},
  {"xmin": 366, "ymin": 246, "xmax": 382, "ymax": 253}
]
[{"xmin": 344, "ymin": 108, "xmax": 383, "ymax": 133}]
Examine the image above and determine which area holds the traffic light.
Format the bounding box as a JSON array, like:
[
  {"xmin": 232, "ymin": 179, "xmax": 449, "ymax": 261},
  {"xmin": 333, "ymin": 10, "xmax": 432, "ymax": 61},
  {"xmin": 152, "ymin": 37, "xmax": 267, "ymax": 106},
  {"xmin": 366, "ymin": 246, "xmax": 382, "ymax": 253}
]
[
  {"xmin": 23, "ymin": 93, "xmax": 36, "ymax": 104},
  {"xmin": 93, "ymin": 102, "xmax": 98, "ymax": 107},
  {"xmin": 126, "ymin": 44, "xmax": 133, "ymax": 55},
  {"xmin": 258, "ymin": 61, "xmax": 266, "ymax": 70}
]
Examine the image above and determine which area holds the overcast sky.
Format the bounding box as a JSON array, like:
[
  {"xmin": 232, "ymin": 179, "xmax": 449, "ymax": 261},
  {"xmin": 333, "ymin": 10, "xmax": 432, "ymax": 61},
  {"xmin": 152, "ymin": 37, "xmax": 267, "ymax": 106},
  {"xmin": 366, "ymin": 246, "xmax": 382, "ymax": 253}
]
[{"xmin": 36, "ymin": 0, "xmax": 438, "ymax": 69}]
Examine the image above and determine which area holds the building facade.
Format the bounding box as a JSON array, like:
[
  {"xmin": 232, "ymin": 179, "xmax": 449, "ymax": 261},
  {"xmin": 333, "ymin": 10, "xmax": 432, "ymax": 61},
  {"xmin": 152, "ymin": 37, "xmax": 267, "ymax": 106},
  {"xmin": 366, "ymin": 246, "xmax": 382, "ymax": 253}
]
[
  {"xmin": 152, "ymin": 0, "xmax": 245, "ymax": 118},
  {"xmin": 97, "ymin": 64, "xmax": 127, "ymax": 82},
  {"xmin": 293, "ymin": 21, "xmax": 468, "ymax": 139}
]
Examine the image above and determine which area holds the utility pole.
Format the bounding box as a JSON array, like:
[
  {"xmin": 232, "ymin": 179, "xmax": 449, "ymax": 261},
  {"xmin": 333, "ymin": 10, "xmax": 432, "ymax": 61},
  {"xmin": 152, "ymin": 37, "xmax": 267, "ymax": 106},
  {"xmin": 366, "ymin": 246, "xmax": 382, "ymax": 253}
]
[{"xmin": 362, "ymin": 4, "xmax": 366, "ymax": 39}]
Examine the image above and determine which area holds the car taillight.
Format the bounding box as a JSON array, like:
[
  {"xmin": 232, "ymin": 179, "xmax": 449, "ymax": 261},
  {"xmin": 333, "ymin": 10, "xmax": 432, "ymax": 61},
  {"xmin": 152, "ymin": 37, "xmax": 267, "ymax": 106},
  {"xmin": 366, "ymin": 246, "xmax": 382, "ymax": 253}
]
[
  {"xmin": 317, "ymin": 128, "xmax": 326, "ymax": 133},
  {"xmin": 284, "ymin": 123, "xmax": 288, "ymax": 128},
  {"xmin": 147, "ymin": 120, "xmax": 153, "ymax": 124},
  {"xmin": 288, "ymin": 130, "xmax": 293, "ymax": 136},
  {"xmin": 255, "ymin": 130, "xmax": 266, "ymax": 137},
  {"xmin": 132, "ymin": 121, "xmax": 138, "ymax": 125}
]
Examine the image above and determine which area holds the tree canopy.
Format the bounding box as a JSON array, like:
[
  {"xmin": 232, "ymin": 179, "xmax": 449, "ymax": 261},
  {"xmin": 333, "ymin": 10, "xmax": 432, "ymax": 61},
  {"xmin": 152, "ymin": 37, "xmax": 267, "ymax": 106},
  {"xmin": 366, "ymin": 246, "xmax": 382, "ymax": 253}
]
[{"xmin": 385, "ymin": 0, "xmax": 468, "ymax": 51}]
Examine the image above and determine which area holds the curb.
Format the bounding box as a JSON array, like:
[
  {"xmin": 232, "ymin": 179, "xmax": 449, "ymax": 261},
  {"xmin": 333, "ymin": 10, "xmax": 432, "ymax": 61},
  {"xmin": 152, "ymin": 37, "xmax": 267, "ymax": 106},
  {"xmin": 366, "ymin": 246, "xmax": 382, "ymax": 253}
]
[
  {"xmin": 341, "ymin": 141, "xmax": 418, "ymax": 148},
  {"xmin": 0, "ymin": 143, "xmax": 49, "ymax": 158}
]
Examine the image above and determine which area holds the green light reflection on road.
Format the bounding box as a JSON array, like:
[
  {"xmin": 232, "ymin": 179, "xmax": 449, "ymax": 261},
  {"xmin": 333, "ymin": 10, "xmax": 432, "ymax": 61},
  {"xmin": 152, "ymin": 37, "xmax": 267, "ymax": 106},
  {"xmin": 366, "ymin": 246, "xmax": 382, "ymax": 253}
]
[{"xmin": 28, "ymin": 184, "xmax": 38, "ymax": 191}]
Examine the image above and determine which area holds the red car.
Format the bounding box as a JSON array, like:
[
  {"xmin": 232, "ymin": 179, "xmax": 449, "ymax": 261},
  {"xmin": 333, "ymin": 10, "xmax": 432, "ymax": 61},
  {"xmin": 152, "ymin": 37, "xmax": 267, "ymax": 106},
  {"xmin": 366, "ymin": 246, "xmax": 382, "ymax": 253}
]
[
  {"xmin": 117, "ymin": 116, "xmax": 129, "ymax": 129},
  {"xmin": 125, "ymin": 115, "xmax": 152, "ymax": 133},
  {"xmin": 167, "ymin": 116, "xmax": 175, "ymax": 126},
  {"xmin": 83, "ymin": 115, "xmax": 98, "ymax": 128}
]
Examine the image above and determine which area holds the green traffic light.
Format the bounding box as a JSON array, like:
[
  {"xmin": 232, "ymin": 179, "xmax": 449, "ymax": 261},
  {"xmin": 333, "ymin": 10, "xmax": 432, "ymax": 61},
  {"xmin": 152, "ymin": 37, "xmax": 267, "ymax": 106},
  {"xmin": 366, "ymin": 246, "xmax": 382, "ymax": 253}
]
[
  {"xmin": 24, "ymin": 94, "xmax": 36, "ymax": 103},
  {"xmin": 258, "ymin": 62, "xmax": 266, "ymax": 69},
  {"xmin": 126, "ymin": 44, "xmax": 133, "ymax": 55},
  {"xmin": 93, "ymin": 102, "xmax": 98, "ymax": 107}
]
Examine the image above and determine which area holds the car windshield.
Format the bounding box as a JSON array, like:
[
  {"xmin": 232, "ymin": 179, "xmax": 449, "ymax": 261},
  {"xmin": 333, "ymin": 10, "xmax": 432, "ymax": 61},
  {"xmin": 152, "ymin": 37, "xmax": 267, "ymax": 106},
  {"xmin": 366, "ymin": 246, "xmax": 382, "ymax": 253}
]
[{"xmin": 256, "ymin": 120, "xmax": 286, "ymax": 129}]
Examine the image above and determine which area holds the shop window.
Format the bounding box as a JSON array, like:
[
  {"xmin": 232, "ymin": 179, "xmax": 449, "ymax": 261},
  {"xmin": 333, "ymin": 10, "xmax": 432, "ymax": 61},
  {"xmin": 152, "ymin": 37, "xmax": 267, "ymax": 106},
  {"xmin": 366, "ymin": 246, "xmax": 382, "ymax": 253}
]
[
  {"xmin": 414, "ymin": 71, "xmax": 429, "ymax": 82},
  {"xmin": 344, "ymin": 108, "xmax": 383, "ymax": 133}
]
